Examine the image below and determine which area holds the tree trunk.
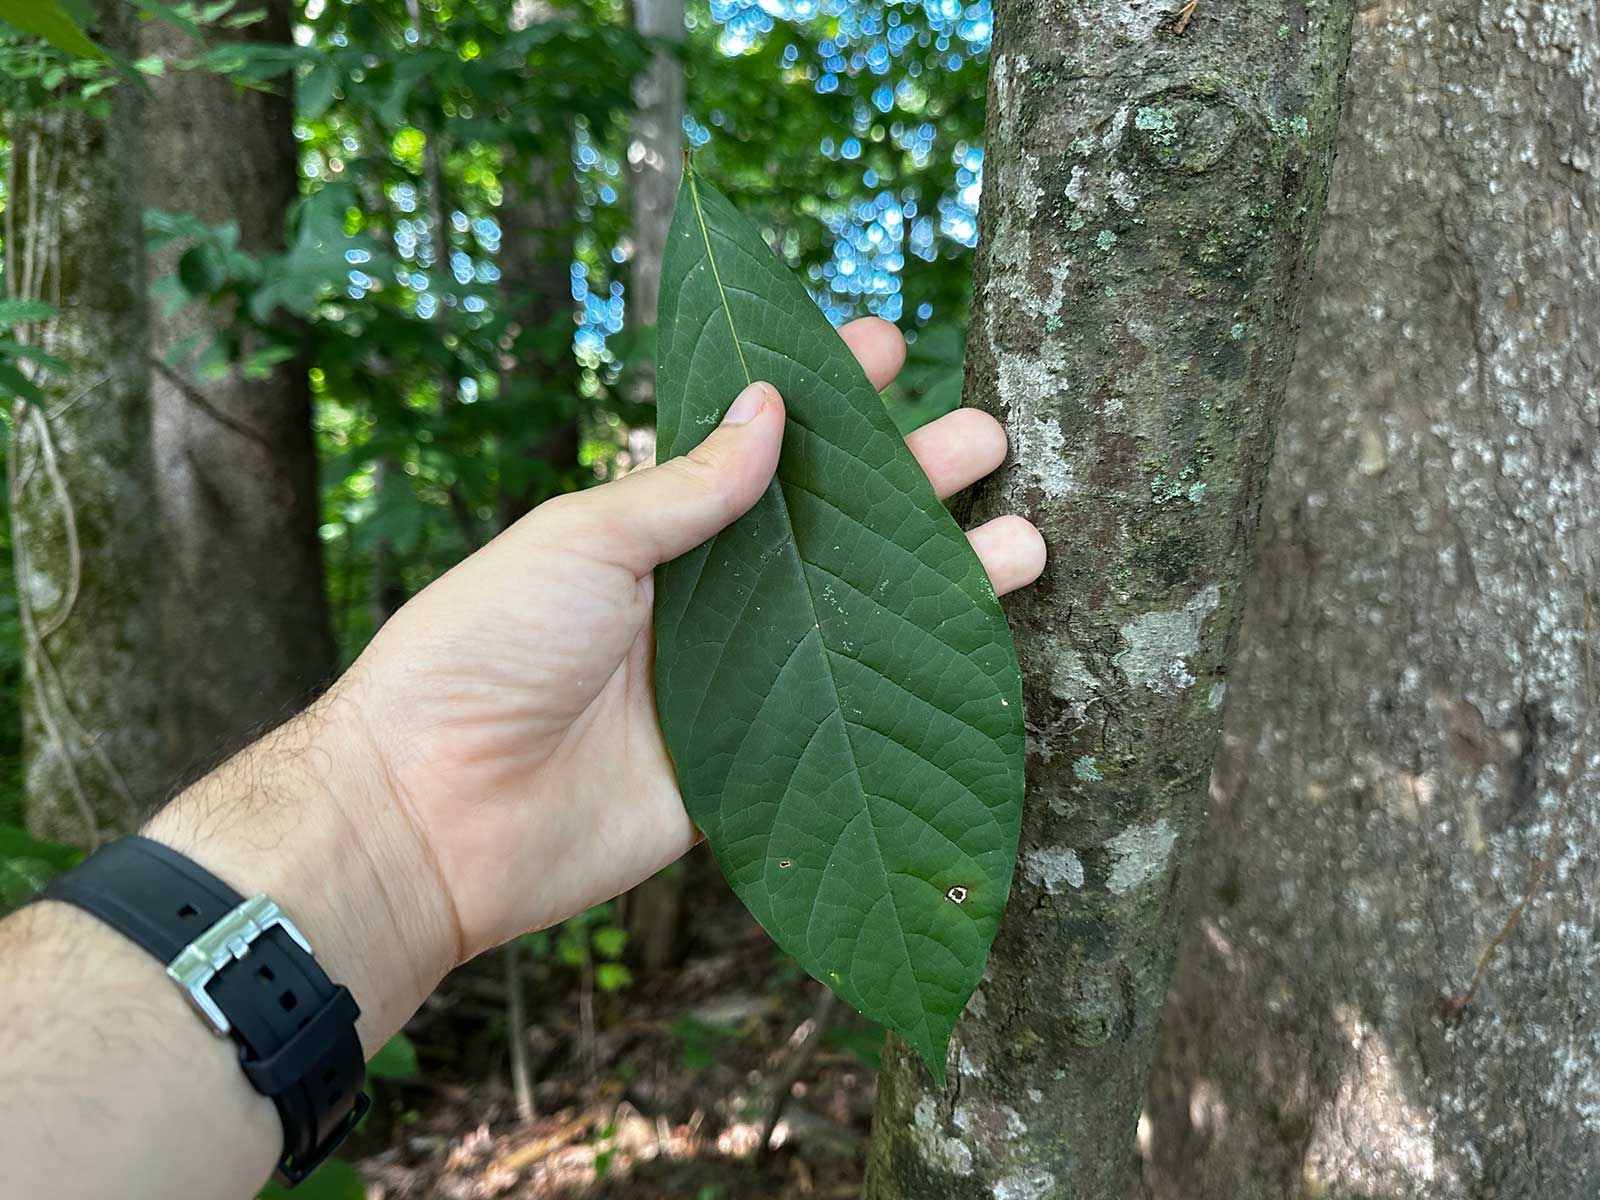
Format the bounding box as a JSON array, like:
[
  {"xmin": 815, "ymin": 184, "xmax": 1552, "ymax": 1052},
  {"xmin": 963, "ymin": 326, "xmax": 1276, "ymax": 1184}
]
[
  {"xmin": 493, "ymin": 0, "xmax": 582, "ymax": 532},
  {"xmin": 493, "ymin": 163, "xmax": 580, "ymax": 530},
  {"xmin": 865, "ymin": 0, "xmax": 1358, "ymax": 1195},
  {"xmin": 5, "ymin": 1, "xmax": 166, "ymax": 845},
  {"xmin": 620, "ymin": 0, "xmax": 687, "ymax": 971},
  {"xmin": 144, "ymin": 0, "xmax": 336, "ymax": 785},
  {"xmin": 1144, "ymin": 4, "xmax": 1600, "ymax": 1197},
  {"xmin": 627, "ymin": 0, "xmax": 684, "ymax": 400}
]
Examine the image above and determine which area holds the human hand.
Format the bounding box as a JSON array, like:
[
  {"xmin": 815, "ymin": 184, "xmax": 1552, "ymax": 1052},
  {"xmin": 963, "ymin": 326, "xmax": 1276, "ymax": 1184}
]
[
  {"xmin": 352, "ymin": 317, "xmax": 1046, "ymax": 967},
  {"xmin": 149, "ymin": 318, "xmax": 1044, "ymax": 1045}
]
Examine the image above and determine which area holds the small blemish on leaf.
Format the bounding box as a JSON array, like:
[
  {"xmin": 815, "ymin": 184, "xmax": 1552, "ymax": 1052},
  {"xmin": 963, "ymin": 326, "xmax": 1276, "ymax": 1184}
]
[
  {"xmin": 946, "ymin": 885, "xmax": 969, "ymax": 904},
  {"xmin": 778, "ymin": 859, "xmax": 793, "ymax": 869}
]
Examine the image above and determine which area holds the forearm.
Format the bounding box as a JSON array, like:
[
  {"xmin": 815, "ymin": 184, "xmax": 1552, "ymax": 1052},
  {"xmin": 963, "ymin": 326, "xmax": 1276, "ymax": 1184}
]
[
  {"xmin": 0, "ymin": 677, "xmax": 457, "ymax": 1200},
  {"xmin": 0, "ymin": 901, "xmax": 281, "ymax": 1198}
]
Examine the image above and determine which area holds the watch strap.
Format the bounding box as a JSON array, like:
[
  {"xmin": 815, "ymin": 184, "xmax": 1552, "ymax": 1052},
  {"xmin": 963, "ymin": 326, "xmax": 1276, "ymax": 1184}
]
[{"xmin": 36, "ymin": 835, "xmax": 369, "ymax": 1186}]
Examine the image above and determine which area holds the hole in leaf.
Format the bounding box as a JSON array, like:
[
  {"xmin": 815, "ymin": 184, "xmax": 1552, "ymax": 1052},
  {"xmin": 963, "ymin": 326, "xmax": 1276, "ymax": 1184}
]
[
  {"xmin": 778, "ymin": 859, "xmax": 792, "ymax": 869},
  {"xmin": 945, "ymin": 886, "xmax": 968, "ymax": 905}
]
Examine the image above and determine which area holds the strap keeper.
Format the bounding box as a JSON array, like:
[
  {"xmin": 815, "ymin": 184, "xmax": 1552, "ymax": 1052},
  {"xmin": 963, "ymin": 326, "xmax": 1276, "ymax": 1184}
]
[
  {"xmin": 275, "ymin": 1091, "xmax": 372, "ymax": 1186},
  {"xmin": 242, "ymin": 987, "xmax": 361, "ymax": 1095}
]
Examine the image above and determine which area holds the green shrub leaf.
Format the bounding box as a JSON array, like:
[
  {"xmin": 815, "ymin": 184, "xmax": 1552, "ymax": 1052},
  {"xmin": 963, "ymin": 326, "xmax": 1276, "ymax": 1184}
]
[
  {"xmin": 0, "ymin": 299, "xmax": 57, "ymax": 326},
  {"xmin": 0, "ymin": 0, "xmax": 103, "ymax": 59},
  {"xmin": 652, "ymin": 165, "xmax": 1025, "ymax": 1080},
  {"xmin": 256, "ymin": 1157, "xmax": 363, "ymax": 1200},
  {"xmin": 366, "ymin": 1031, "xmax": 419, "ymax": 1081}
]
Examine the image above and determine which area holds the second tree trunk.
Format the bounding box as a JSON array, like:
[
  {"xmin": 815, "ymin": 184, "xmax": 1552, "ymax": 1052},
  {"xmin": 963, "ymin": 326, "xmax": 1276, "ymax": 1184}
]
[
  {"xmin": 866, "ymin": 0, "xmax": 1358, "ymax": 1193},
  {"xmin": 145, "ymin": 0, "xmax": 336, "ymax": 784}
]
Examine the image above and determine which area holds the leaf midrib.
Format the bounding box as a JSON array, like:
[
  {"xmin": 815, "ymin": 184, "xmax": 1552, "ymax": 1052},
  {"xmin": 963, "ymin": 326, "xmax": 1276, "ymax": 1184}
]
[{"xmin": 685, "ymin": 169, "xmax": 934, "ymax": 1046}]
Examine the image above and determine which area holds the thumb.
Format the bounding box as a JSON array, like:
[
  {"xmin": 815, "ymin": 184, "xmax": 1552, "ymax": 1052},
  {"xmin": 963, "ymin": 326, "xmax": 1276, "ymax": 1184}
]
[{"xmin": 558, "ymin": 381, "xmax": 785, "ymax": 575}]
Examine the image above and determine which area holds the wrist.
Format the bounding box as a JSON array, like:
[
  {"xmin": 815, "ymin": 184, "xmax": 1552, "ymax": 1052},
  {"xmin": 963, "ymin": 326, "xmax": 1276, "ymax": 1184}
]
[{"xmin": 142, "ymin": 674, "xmax": 461, "ymax": 1053}]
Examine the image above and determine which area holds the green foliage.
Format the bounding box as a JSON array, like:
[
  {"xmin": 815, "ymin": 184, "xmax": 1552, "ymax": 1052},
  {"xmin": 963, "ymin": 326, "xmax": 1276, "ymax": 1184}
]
[
  {"xmin": 0, "ymin": 0, "xmax": 103, "ymax": 60},
  {"xmin": 104, "ymin": 0, "xmax": 988, "ymax": 664},
  {"xmin": 0, "ymin": 301, "xmax": 64, "ymax": 406},
  {"xmin": 131, "ymin": 0, "xmax": 656, "ymax": 652},
  {"xmin": 590, "ymin": 1119, "xmax": 617, "ymax": 1177},
  {"xmin": 0, "ymin": 823, "xmax": 80, "ymax": 915},
  {"xmin": 0, "ymin": 2, "xmax": 239, "ymax": 112},
  {"xmin": 520, "ymin": 901, "xmax": 633, "ymax": 993},
  {"xmin": 652, "ymin": 168, "xmax": 1024, "ymax": 1079},
  {"xmin": 682, "ymin": 0, "xmax": 987, "ymax": 330},
  {"xmin": 256, "ymin": 1157, "xmax": 363, "ymax": 1200},
  {"xmin": 672, "ymin": 1015, "xmax": 743, "ymax": 1070},
  {"xmin": 366, "ymin": 1031, "xmax": 420, "ymax": 1081}
]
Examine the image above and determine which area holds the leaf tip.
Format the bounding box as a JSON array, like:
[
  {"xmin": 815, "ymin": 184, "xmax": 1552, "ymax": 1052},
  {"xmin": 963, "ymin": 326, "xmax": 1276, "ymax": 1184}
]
[{"xmin": 909, "ymin": 1026, "xmax": 954, "ymax": 1087}]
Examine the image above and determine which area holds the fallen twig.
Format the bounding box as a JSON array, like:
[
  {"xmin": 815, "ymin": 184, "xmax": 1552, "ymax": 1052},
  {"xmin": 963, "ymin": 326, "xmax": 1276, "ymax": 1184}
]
[{"xmin": 758, "ymin": 984, "xmax": 839, "ymax": 1157}]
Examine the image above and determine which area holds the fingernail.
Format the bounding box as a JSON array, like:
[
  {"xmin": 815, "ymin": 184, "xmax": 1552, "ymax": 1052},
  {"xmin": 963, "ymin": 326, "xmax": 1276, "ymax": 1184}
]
[{"xmin": 721, "ymin": 382, "xmax": 770, "ymax": 426}]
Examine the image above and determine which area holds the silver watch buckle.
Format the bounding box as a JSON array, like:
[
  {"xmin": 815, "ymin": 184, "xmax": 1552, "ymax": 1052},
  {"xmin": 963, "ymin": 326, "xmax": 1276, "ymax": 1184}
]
[{"xmin": 166, "ymin": 894, "xmax": 313, "ymax": 1037}]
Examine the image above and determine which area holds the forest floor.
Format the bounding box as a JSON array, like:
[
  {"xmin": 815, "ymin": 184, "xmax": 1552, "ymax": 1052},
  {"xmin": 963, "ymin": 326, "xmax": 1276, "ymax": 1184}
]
[{"xmin": 347, "ymin": 847, "xmax": 879, "ymax": 1199}]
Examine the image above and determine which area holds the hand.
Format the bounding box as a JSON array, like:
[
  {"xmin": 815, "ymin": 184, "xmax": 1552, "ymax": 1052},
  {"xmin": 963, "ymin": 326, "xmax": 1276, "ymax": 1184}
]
[
  {"xmin": 149, "ymin": 318, "xmax": 1045, "ymax": 1045},
  {"xmin": 353, "ymin": 318, "xmax": 1046, "ymax": 964}
]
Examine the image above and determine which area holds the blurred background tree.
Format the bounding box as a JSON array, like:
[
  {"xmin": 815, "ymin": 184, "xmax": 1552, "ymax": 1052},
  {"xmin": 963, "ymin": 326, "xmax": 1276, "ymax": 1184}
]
[{"xmin": 145, "ymin": 0, "xmax": 337, "ymax": 789}]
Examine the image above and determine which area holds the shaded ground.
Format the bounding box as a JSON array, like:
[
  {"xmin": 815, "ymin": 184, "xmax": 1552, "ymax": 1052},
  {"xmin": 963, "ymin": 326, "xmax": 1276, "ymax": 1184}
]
[{"xmin": 348, "ymin": 847, "xmax": 878, "ymax": 1198}]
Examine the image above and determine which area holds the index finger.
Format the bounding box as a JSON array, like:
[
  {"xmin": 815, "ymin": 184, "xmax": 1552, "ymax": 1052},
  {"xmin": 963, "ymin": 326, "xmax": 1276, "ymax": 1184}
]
[{"xmin": 838, "ymin": 316, "xmax": 907, "ymax": 391}]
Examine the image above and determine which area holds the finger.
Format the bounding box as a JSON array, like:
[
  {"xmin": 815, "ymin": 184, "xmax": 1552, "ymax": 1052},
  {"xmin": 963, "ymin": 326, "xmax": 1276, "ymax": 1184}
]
[
  {"xmin": 543, "ymin": 382, "xmax": 785, "ymax": 574},
  {"xmin": 839, "ymin": 316, "xmax": 907, "ymax": 391},
  {"xmin": 968, "ymin": 515, "xmax": 1047, "ymax": 596},
  {"xmin": 906, "ymin": 408, "xmax": 1008, "ymax": 500}
]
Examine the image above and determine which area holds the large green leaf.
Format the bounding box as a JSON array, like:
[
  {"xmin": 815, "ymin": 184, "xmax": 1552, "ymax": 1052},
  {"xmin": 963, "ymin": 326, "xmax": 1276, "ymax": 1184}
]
[{"xmin": 652, "ymin": 166, "xmax": 1025, "ymax": 1079}]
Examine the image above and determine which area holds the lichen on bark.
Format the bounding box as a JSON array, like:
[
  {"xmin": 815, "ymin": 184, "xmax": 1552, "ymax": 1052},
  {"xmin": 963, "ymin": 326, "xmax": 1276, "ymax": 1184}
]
[{"xmin": 865, "ymin": 0, "xmax": 1358, "ymax": 1194}]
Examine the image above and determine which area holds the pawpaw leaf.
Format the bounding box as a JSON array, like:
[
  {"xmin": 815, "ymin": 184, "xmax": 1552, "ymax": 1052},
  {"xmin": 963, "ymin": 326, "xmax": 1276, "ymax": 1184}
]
[{"xmin": 652, "ymin": 164, "xmax": 1025, "ymax": 1079}]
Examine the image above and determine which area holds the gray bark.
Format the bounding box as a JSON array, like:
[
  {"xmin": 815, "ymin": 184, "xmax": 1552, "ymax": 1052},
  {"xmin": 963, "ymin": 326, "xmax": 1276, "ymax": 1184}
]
[
  {"xmin": 1144, "ymin": 3, "xmax": 1600, "ymax": 1197},
  {"xmin": 865, "ymin": 0, "xmax": 1358, "ymax": 1195},
  {"xmin": 5, "ymin": 2, "xmax": 166, "ymax": 844},
  {"xmin": 145, "ymin": 0, "xmax": 336, "ymax": 784}
]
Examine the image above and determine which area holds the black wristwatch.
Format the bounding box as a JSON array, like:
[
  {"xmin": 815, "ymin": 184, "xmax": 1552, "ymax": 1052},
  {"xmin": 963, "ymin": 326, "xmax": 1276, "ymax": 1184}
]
[{"xmin": 35, "ymin": 835, "xmax": 370, "ymax": 1187}]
